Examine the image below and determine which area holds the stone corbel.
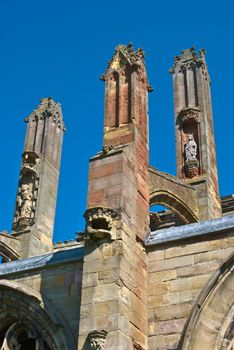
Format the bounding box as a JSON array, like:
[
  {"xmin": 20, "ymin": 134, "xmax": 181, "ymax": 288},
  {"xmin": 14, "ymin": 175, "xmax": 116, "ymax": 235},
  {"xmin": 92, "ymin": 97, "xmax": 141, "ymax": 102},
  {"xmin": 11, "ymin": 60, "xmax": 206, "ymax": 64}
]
[
  {"xmin": 88, "ymin": 330, "xmax": 108, "ymax": 350},
  {"xmin": 84, "ymin": 207, "xmax": 120, "ymax": 241}
]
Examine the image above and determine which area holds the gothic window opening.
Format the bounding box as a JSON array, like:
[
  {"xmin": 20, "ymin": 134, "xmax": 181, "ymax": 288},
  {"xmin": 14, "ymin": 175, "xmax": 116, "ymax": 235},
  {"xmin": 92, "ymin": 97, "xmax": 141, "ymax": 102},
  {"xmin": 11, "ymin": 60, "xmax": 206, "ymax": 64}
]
[{"xmin": 0, "ymin": 321, "xmax": 52, "ymax": 350}]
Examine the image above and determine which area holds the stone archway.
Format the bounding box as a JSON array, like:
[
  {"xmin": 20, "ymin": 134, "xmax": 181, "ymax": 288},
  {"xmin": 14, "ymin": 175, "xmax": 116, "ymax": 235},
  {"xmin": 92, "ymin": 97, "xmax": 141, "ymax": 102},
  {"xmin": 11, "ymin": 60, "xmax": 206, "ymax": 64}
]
[
  {"xmin": 0, "ymin": 280, "xmax": 75, "ymax": 350},
  {"xmin": 149, "ymin": 167, "xmax": 198, "ymax": 225},
  {"xmin": 150, "ymin": 190, "xmax": 197, "ymax": 225},
  {"xmin": 179, "ymin": 252, "xmax": 234, "ymax": 350}
]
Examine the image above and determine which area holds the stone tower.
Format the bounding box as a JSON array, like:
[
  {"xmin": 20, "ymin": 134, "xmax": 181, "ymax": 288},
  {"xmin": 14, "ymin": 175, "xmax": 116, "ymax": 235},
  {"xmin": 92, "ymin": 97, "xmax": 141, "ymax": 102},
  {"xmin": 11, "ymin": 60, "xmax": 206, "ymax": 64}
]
[
  {"xmin": 170, "ymin": 48, "xmax": 221, "ymax": 220},
  {"xmin": 11, "ymin": 97, "xmax": 65, "ymax": 258},
  {"xmin": 78, "ymin": 44, "xmax": 152, "ymax": 349}
]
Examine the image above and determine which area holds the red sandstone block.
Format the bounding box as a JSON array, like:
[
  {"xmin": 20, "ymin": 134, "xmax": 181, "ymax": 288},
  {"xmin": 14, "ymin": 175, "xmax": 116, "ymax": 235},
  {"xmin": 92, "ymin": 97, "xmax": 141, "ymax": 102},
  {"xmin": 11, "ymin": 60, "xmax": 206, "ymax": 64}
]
[
  {"xmin": 89, "ymin": 164, "xmax": 114, "ymax": 180},
  {"xmin": 120, "ymin": 133, "xmax": 134, "ymax": 144},
  {"xmin": 88, "ymin": 189, "xmax": 105, "ymax": 207},
  {"xmin": 89, "ymin": 160, "xmax": 123, "ymax": 181}
]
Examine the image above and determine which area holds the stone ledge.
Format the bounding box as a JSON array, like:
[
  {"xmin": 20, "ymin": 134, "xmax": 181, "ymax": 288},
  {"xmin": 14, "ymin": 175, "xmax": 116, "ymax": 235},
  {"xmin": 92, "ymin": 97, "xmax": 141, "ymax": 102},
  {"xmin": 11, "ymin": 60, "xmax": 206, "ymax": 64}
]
[
  {"xmin": 0, "ymin": 247, "xmax": 84, "ymax": 277},
  {"xmin": 145, "ymin": 214, "xmax": 234, "ymax": 246}
]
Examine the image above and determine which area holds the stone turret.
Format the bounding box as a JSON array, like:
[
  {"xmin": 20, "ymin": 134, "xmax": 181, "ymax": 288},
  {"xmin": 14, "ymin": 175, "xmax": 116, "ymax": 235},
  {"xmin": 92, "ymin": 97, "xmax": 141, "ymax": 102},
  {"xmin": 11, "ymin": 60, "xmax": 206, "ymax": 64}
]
[{"xmin": 171, "ymin": 48, "xmax": 221, "ymax": 220}]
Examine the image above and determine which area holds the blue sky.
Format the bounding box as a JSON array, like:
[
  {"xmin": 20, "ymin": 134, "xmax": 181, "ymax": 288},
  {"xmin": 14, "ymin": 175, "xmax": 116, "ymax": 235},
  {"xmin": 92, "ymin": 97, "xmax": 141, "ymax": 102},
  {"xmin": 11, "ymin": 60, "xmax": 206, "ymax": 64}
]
[{"xmin": 1, "ymin": 0, "xmax": 234, "ymax": 242}]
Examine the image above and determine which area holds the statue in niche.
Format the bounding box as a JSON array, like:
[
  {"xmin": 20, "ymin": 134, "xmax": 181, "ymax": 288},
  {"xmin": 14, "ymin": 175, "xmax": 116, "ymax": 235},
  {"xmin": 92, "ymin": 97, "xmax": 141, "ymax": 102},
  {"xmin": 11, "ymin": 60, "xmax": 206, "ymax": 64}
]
[
  {"xmin": 185, "ymin": 134, "xmax": 198, "ymax": 161},
  {"xmin": 18, "ymin": 182, "xmax": 33, "ymax": 219},
  {"xmin": 184, "ymin": 133, "xmax": 199, "ymax": 178}
]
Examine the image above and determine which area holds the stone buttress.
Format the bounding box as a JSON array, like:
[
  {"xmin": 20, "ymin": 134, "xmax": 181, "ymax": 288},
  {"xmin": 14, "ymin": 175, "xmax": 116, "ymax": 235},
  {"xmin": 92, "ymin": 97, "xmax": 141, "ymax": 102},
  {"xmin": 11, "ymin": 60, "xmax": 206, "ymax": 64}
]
[
  {"xmin": 78, "ymin": 44, "xmax": 152, "ymax": 350},
  {"xmin": 170, "ymin": 48, "xmax": 221, "ymax": 220}
]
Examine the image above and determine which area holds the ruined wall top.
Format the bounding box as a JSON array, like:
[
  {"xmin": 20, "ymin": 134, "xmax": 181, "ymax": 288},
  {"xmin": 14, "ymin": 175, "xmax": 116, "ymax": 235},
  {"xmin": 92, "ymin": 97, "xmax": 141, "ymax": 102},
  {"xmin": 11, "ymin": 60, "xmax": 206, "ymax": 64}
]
[
  {"xmin": 100, "ymin": 43, "xmax": 152, "ymax": 91},
  {"xmin": 170, "ymin": 47, "xmax": 207, "ymax": 74},
  {"xmin": 25, "ymin": 97, "xmax": 66, "ymax": 131}
]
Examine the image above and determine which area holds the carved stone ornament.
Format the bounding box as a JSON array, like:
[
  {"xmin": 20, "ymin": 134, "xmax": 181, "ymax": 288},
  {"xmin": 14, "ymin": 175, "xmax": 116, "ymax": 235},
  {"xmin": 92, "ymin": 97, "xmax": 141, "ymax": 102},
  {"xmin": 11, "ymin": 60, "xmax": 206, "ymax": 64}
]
[
  {"xmin": 170, "ymin": 47, "xmax": 205, "ymax": 74},
  {"xmin": 88, "ymin": 330, "xmax": 108, "ymax": 350},
  {"xmin": 100, "ymin": 43, "xmax": 152, "ymax": 91},
  {"xmin": 184, "ymin": 159, "xmax": 199, "ymax": 179},
  {"xmin": 13, "ymin": 153, "xmax": 40, "ymax": 231},
  {"xmin": 24, "ymin": 97, "xmax": 66, "ymax": 131},
  {"xmin": 21, "ymin": 152, "xmax": 40, "ymax": 176},
  {"xmin": 102, "ymin": 145, "xmax": 115, "ymax": 154},
  {"xmin": 84, "ymin": 207, "xmax": 120, "ymax": 241},
  {"xmin": 178, "ymin": 107, "xmax": 200, "ymax": 125}
]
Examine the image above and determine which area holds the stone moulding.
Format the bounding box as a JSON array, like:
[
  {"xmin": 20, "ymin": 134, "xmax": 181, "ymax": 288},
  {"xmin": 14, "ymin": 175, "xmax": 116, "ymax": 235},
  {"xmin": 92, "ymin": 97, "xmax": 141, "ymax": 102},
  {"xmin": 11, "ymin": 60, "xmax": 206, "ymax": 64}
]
[
  {"xmin": 88, "ymin": 330, "xmax": 108, "ymax": 350},
  {"xmin": 84, "ymin": 207, "xmax": 120, "ymax": 241}
]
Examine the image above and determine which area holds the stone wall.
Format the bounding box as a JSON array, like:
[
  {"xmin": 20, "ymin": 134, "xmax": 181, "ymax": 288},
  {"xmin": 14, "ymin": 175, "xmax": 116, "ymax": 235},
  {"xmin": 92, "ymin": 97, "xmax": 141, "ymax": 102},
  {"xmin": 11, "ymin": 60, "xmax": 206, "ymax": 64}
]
[
  {"xmin": 147, "ymin": 226, "xmax": 234, "ymax": 350},
  {"xmin": 0, "ymin": 247, "xmax": 83, "ymax": 347}
]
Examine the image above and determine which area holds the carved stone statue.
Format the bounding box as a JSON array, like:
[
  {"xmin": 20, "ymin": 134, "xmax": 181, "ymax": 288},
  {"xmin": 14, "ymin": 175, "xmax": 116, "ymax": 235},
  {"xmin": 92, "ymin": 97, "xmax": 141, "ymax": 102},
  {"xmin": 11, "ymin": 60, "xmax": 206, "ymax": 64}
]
[
  {"xmin": 13, "ymin": 152, "xmax": 40, "ymax": 231},
  {"xmin": 18, "ymin": 183, "xmax": 33, "ymax": 218},
  {"xmin": 88, "ymin": 330, "xmax": 108, "ymax": 350},
  {"xmin": 185, "ymin": 134, "xmax": 197, "ymax": 161},
  {"xmin": 184, "ymin": 133, "xmax": 199, "ymax": 178}
]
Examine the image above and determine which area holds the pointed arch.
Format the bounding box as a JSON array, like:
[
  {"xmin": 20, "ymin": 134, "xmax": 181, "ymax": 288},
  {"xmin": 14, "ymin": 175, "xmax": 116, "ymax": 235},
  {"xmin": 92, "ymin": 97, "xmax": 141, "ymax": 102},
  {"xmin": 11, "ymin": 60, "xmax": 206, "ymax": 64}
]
[
  {"xmin": 150, "ymin": 190, "xmax": 198, "ymax": 224},
  {"xmin": 149, "ymin": 167, "xmax": 199, "ymax": 224},
  {"xmin": 0, "ymin": 280, "xmax": 76, "ymax": 350},
  {"xmin": 179, "ymin": 252, "xmax": 234, "ymax": 350}
]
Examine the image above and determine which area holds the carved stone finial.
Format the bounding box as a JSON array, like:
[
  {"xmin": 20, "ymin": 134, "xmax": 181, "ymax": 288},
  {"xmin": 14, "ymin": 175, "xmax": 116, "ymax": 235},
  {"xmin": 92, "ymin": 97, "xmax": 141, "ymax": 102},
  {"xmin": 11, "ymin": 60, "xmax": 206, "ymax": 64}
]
[
  {"xmin": 88, "ymin": 330, "xmax": 108, "ymax": 350},
  {"xmin": 102, "ymin": 145, "xmax": 115, "ymax": 154}
]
